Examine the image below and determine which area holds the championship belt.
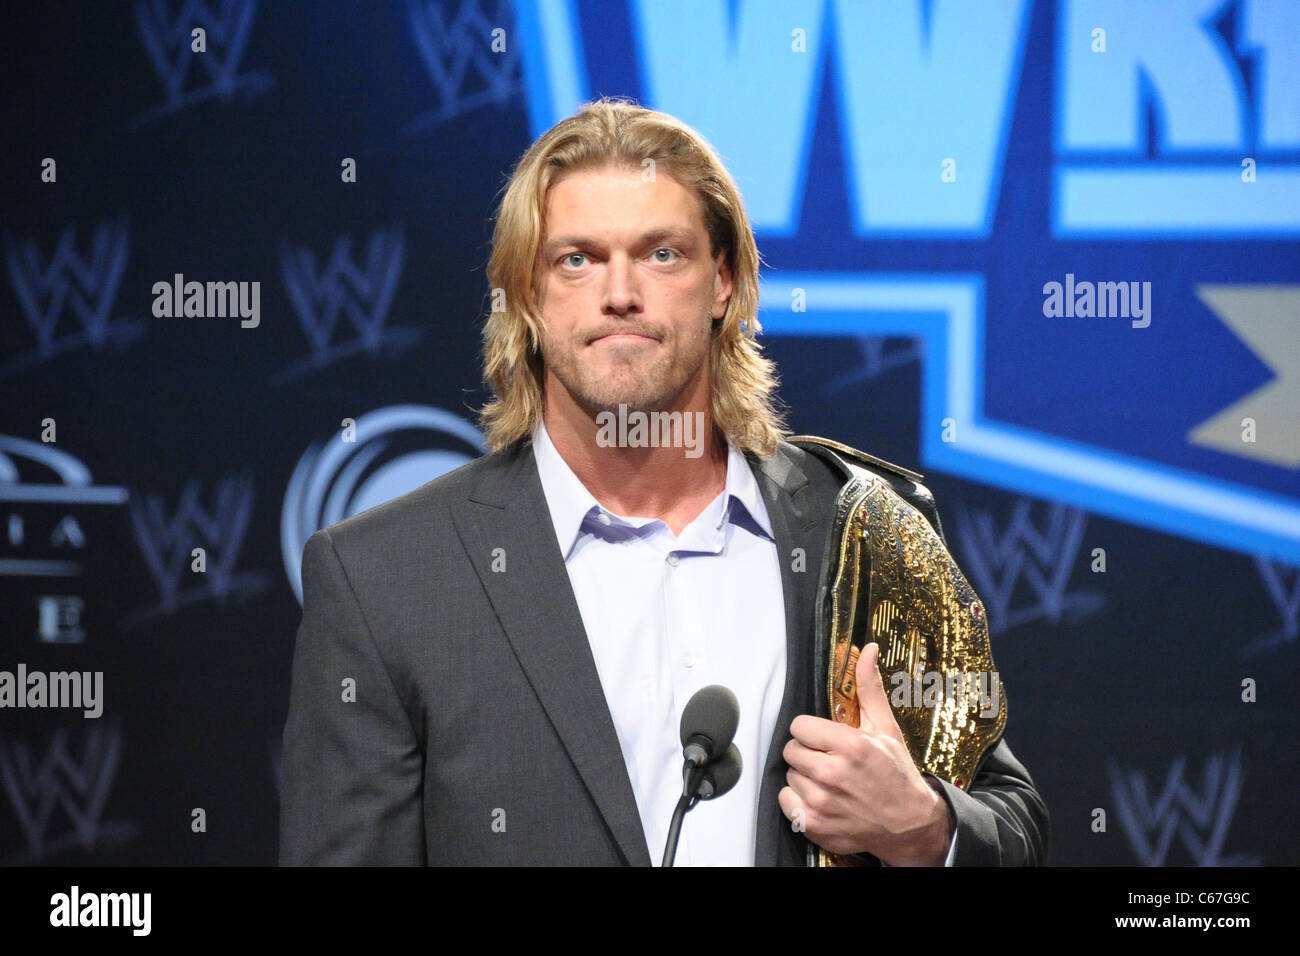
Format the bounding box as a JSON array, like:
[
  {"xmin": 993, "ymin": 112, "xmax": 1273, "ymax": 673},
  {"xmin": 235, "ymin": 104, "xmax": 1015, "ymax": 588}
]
[{"xmin": 789, "ymin": 436, "xmax": 1007, "ymax": 868}]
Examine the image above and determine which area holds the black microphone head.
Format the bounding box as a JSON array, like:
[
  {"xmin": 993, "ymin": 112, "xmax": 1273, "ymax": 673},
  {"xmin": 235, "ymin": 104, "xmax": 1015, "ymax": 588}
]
[
  {"xmin": 696, "ymin": 744, "xmax": 742, "ymax": 800},
  {"xmin": 679, "ymin": 685, "xmax": 740, "ymax": 760}
]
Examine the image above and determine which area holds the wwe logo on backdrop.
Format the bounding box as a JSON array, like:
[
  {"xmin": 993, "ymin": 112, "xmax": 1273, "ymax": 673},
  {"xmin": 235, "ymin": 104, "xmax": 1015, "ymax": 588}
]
[
  {"xmin": 1242, "ymin": 557, "xmax": 1300, "ymax": 658},
  {"xmin": 1, "ymin": 222, "xmax": 143, "ymax": 381},
  {"xmin": 122, "ymin": 473, "xmax": 269, "ymax": 628},
  {"xmin": 951, "ymin": 497, "xmax": 1104, "ymax": 633},
  {"xmin": 130, "ymin": 0, "xmax": 273, "ymax": 123},
  {"xmin": 275, "ymin": 227, "xmax": 415, "ymax": 380},
  {"xmin": 1109, "ymin": 747, "xmax": 1259, "ymax": 867},
  {"xmin": 824, "ymin": 336, "xmax": 923, "ymax": 394},
  {"xmin": 0, "ymin": 721, "xmax": 136, "ymax": 864},
  {"xmin": 403, "ymin": 0, "xmax": 522, "ymax": 134}
]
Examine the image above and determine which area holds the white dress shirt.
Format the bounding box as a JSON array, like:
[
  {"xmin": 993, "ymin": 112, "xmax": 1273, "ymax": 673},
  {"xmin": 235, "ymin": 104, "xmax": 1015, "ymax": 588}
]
[{"xmin": 531, "ymin": 420, "xmax": 957, "ymax": 866}]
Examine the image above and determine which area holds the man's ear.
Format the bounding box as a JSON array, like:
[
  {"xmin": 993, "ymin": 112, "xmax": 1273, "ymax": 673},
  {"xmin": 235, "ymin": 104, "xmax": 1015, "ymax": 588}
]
[{"xmin": 712, "ymin": 250, "xmax": 734, "ymax": 321}]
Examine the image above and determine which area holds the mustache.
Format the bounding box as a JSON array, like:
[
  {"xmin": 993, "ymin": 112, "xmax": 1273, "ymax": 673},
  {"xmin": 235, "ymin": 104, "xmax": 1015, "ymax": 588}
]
[{"xmin": 586, "ymin": 326, "xmax": 662, "ymax": 343}]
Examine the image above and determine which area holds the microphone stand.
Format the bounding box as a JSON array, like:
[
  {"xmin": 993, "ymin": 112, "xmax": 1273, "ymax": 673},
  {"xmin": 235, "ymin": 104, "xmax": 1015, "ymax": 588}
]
[{"xmin": 660, "ymin": 762, "xmax": 707, "ymax": 867}]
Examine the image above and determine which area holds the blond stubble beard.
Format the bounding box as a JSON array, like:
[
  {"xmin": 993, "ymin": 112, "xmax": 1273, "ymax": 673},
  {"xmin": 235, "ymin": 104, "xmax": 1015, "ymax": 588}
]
[{"xmin": 540, "ymin": 318, "xmax": 713, "ymax": 417}]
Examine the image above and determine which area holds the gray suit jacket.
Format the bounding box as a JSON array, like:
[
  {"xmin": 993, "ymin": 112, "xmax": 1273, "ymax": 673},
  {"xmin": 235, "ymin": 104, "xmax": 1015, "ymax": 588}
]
[{"xmin": 279, "ymin": 438, "xmax": 1048, "ymax": 865}]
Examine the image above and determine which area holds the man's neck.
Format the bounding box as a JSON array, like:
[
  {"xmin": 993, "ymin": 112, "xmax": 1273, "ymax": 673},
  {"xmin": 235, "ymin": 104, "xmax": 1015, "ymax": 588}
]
[{"xmin": 541, "ymin": 406, "xmax": 730, "ymax": 537}]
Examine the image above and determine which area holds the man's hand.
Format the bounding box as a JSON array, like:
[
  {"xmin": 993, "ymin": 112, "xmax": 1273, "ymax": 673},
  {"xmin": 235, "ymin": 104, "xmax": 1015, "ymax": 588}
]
[{"xmin": 778, "ymin": 642, "xmax": 956, "ymax": 866}]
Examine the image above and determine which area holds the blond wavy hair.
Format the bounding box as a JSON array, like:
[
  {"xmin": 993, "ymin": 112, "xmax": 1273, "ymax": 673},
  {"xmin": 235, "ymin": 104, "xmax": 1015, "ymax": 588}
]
[{"xmin": 477, "ymin": 96, "xmax": 790, "ymax": 457}]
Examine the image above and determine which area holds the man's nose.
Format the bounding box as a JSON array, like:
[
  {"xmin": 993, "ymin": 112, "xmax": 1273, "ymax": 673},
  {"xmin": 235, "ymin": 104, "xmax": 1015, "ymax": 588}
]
[{"xmin": 601, "ymin": 252, "xmax": 642, "ymax": 314}]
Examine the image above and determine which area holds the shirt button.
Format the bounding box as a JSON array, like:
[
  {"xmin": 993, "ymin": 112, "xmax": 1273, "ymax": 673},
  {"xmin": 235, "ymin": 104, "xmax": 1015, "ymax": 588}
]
[
  {"xmin": 683, "ymin": 654, "xmax": 696, "ymax": 668},
  {"xmin": 667, "ymin": 554, "xmax": 679, "ymax": 566},
  {"xmin": 597, "ymin": 512, "xmax": 612, "ymax": 526}
]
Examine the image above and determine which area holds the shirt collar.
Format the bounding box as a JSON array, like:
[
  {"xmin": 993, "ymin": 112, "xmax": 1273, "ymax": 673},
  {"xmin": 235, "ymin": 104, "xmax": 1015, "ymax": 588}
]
[{"xmin": 530, "ymin": 417, "xmax": 774, "ymax": 560}]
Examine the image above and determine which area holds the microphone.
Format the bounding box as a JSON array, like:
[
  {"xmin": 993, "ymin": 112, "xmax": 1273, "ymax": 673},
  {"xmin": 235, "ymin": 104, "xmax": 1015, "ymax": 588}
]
[
  {"xmin": 661, "ymin": 686, "xmax": 741, "ymax": 867},
  {"xmin": 694, "ymin": 743, "xmax": 742, "ymax": 800},
  {"xmin": 679, "ymin": 685, "xmax": 740, "ymax": 770}
]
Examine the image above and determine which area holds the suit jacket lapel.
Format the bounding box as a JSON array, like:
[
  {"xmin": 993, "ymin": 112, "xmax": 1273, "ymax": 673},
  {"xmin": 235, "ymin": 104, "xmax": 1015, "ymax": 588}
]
[
  {"xmin": 450, "ymin": 443, "xmax": 652, "ymax": 866},
  {"xmin": 749, "ymin": 443, "xmax": 831, "ymax": 866}
]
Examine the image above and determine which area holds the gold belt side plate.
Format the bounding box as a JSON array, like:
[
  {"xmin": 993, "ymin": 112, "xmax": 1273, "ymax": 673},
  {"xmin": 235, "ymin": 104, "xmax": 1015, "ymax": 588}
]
[{"xmin": 817, "ymin": 474, "xmax": 1006, "ymax": 867}]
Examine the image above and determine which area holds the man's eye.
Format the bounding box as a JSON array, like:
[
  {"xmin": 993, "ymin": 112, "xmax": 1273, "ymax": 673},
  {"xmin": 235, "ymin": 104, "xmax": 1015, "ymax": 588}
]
[
  {"xmin": 562, "ymin": 253, "xmax": 587, "ymax": 268},
  {"xmin": 651, "ymin": 248, "xmax": 677, "ymax": 263}
]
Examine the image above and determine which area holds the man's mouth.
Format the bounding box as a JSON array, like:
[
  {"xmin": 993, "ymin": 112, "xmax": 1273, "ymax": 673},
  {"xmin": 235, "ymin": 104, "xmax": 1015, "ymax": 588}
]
[{"xmin": 591, "ymin": 332, "xmax": 657, "ymax": 344}]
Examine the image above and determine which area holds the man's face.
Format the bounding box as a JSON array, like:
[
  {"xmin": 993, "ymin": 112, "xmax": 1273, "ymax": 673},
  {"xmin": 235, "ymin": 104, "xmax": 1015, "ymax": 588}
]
[{"xmin": 534, "ymin": 165, "xmax": 732, "ymax": 418}]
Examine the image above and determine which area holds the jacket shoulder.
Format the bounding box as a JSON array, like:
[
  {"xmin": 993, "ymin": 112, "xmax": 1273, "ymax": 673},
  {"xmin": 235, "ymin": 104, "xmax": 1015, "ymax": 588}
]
[
  {"xmin": 786, "ymin": 435, "xmax": 923, "ymax": 483},
  {"xmin": 785, "ymin": 434, "xmax": 944, "ymax": 541},
  {"xmin": 316, "ymin": 444, "xmax": 521, "ymax": 548}
]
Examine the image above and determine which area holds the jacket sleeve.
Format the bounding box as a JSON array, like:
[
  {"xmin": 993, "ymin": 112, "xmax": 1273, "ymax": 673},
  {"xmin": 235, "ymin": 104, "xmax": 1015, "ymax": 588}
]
[
  {"xmin": 929, "ymin": 736, "xmax": 1049, "ymax": 865},
  {"xmin": 279, "ymin": 529, "xmax": 425, "ymax": 865}
]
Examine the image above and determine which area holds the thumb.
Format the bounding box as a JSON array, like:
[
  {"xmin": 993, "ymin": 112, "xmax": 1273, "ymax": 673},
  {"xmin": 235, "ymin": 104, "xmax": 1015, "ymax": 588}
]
[{"xmin": 856, "ymin": 642, "xmax": 903, "ymax": 743}]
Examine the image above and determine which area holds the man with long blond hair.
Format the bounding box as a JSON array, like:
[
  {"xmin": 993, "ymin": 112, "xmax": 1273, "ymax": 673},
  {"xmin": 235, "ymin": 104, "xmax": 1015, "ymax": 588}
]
[{"xmin": 280, "ymin": 97, "xmax": 1046, "ymax": 866}]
